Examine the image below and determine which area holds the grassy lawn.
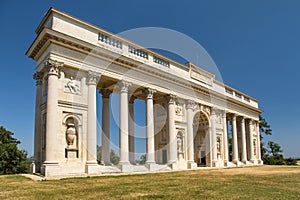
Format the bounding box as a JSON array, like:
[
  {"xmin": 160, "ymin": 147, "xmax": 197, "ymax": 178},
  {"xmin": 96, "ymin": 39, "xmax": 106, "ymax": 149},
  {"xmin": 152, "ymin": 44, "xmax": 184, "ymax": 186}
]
[{"xmin": 1, "ymin": 165, "xmax": 300, "ymax": 199}]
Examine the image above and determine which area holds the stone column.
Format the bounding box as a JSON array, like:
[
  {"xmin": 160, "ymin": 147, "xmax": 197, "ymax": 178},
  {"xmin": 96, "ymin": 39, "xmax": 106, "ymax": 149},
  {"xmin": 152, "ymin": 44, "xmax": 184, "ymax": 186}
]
[
  {"xmin": 256, "ymin": 121, "xmax": 262, "ymax": 163},
  {"xmin": 101, "ymin": 89, "xmax": 112, "ymax": 165},
  {"xmin": 186, "ymin": 100, "xmax": 196, "ymax": 169},
  {"xmin": 211, "ymin": 109, "xmax": 217, "ymax": 167},
  {"xmin": 167, "ymin": 93, "xmax": 177, "ymax": 169},
  {"xmin": 86, "ymin": 71, "xmax": 99, "ymax": 165},
  {"xmin": 222, "ymin": 112, "xmax": 229, "ymax": 165},
  {"xmin": 118, "ymin": 80, "xmax": 131, "ymax": 168},
  {"xmin": 231, "ymin": 114, "xmax": 239, "ymax": 164},
  {"xmin": 33, "ymin": 72, "xmax": 43, "ymax": 171},
  {"xmin": 144, "ymin": 88, "xmax": 156, "ymax": 169},
  {"xmin": 44, "ymin": 59, "xmax": 62, "ymax": 165},
  {"xmin": 247, "ymin": 119, "xmax": 255, "ymax": 162},
  {"xmin": 128, "ymin": 96, "xmax": 135, "ymax": 164},
  {"xmin": 240, "ymin": 117, "xmax": 247, "ymax": 163}
]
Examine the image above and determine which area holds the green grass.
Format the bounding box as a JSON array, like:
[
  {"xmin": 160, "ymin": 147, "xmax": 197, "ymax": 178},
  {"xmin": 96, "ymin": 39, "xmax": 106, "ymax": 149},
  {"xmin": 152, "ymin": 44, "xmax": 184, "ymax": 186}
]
[{"xmin": 1, "ymin": 165, "xmax": 300, "ymax": 199}]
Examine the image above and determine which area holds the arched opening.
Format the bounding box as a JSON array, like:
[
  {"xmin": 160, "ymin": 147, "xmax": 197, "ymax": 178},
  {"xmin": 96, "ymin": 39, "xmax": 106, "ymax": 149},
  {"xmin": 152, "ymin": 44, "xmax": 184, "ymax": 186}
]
[{"xmin": 193, "ymin": 111, "xmax": 210, "ymax": 167}]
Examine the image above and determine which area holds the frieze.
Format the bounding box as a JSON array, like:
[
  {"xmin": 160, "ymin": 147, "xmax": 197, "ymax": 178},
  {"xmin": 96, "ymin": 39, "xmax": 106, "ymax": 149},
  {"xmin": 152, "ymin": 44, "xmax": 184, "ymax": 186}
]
[{"xmin": 64, "ymin": 77, "xmax": 81, "ymax": 95}]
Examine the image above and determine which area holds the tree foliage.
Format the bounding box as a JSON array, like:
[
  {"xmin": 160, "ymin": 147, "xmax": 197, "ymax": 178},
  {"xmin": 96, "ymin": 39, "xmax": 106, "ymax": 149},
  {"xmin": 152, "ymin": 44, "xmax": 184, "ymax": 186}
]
[
  {"xmin": 97, "ymin": 145, "xmax": 120, "ymax": 165},
  {"xmin": 0, "ymin": 126, "xmax": 28, "ymax": 175},
  {"xmin": 259, "ymin": 115, "xmax": 272, "ymax": 137},
  {"xmin": 139, "ymin": 154, "xmax": 146, "ymax": 165}
]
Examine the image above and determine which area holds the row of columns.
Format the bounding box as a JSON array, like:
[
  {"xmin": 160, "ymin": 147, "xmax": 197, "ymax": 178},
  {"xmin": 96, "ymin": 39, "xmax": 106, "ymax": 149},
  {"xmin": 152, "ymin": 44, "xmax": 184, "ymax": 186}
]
[
  {"xmin": 185, "ymin": 99, "xmax": 261, "ymax": 167},
  {"xmin": 39, "ymin": 60, "xmax": 260, "ymax": 168},
  {"xmin": 225, "ymin": 114, "xmax": 260, "ymax": 164}
]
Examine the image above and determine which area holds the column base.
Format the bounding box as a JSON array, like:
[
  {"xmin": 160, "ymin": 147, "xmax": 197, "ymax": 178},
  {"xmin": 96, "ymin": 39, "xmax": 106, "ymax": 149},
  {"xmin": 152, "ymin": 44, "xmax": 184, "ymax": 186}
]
[
  {"xmin": 85, "ymin": 163, "xmax": 100, "ymax": 174},
  {"xmin": 145, "ymin": 161, "xmax": 156, "ymax": 171},
  {"xmin": 41, "ymin": 162, "xmax": 60, "ymax": 177},
  {"xmin": 168, "ymin": 161, "xmax": 177, "ymax": 170},
  {"xmin": 242, "ymin": 160, "xmax": 250, "ymax": 165},
  {"xmin": 118, "ymin": 161, "xmax": 132, "ymax": 172},
  {"xmin": 187, "ymin": 160, "xmax": 197, "ymax": 169},
  {"xmin": 224, "ymin": 160, "xmax": 229, "ymax": 167}
]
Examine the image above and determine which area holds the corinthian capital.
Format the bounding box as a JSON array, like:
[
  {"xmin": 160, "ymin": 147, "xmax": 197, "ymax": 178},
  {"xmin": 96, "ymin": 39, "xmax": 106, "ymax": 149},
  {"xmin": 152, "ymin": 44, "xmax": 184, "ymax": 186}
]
[
  {"xmin": 44, "ymin": 58, "xmax": 63, "ymax": 77},
  {"xmin": 118, "ymin": 80, "xmax": 131, "ymax": 93},
  {"xmin": 167, "ymin": 93, "xmax": 176, "ymax": 104},
  {"xmin": 87, "ymin": 71, "xmax": 100, "ymax": 85},
  {"xmin": 185, "ymin": 99, "xmax": 195, "ymax": 110},
  {"xmin": 100, "ymin": 89, "xmax": 112, "ymax": 98},
  {"xmin": 33, "ymin": 72, "xmax": 43, "ymax": 86},
  {"xmin": 144, "ymin": 88, "xmax": 156, "ymax": 99}
]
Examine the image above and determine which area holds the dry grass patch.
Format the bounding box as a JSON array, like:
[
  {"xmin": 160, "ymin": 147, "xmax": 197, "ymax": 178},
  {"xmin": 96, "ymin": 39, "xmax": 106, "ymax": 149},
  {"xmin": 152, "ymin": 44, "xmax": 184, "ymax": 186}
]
[{"xmin": 1, "ymin": 165, "xmax": 300, "ymax": 199}]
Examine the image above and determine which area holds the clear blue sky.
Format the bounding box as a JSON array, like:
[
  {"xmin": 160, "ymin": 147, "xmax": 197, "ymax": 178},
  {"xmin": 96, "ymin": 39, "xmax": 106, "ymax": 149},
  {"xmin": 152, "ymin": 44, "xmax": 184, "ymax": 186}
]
[{"xmin": 0, "ymin": 1, "xmax": 299, "ymax": 158}]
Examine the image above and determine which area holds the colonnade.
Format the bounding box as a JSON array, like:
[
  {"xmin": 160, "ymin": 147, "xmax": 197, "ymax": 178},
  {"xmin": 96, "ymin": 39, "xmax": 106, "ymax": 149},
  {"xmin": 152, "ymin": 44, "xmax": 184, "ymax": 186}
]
[{"xmin": 37, "ymin": 61, "xmax": 261, "ymax": 171}]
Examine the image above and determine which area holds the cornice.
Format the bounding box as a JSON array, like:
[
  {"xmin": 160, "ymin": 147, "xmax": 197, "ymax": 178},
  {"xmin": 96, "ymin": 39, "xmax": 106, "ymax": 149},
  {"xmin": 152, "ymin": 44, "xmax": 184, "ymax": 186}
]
[{"xmin": 27, "ymin": 19, "xmax": 261, "ymax": 115}]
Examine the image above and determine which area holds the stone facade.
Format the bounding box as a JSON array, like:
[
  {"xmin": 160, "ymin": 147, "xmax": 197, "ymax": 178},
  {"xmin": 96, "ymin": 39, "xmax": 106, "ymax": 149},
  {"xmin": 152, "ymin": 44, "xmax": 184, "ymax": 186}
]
[{"xmin": 27, "ymin": 8, "xmax": 262, "ymax": 177}]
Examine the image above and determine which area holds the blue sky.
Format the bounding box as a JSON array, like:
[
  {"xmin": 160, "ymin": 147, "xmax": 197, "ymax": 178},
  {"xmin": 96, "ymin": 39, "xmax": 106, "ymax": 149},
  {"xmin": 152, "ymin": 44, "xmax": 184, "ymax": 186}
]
[{"xmin": 0, "ymin": 1, "xmax": 299, "ymax": 158}]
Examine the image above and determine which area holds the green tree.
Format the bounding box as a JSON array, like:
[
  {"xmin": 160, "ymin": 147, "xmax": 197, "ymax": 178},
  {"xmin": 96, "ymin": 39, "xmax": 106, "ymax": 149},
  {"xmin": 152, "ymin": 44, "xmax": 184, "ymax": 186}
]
[
  {"xmin": 97, "ymin": 145, "xmax": 120, "ymax": 165},
  {"xmin": 259, "ymin": 115, "xmax": 272, "ymax": 160},
  {"xmin": 139, "ymin": 154, "xmax": 146, "ymax": 165},
  {"xmin": 267, "ymin": 141, "xmax": 283, "ymax": 157},
  {"xmin": 0, "ymin": 126, "xmax": 28, "ymax": 175}
]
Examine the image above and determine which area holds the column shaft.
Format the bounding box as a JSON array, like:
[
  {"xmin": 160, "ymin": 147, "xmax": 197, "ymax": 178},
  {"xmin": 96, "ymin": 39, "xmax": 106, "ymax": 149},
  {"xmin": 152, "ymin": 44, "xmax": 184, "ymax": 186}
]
[
  {"xmin": 145, "ymin": 89, "xmax": 156, "ymax": 164},
  {"xmin": 186, "ymin": 101, "xmax": 195, "ymax": 164},
  {"xmin": 256, "ymin": 122, "xmax": 262, "ymax": 162},
  {"xmin": 248, "ymin": 119, "xmax": 255, "ymax": 162},
  {"xmin": 211, "ymin": 113, "xmax": 217, "ymax": 166},
  {"xmin": 231, "ymin": 114, "xmax": 239, "ymax": 163},
  {"xmin": 101, "ymin": 89, "xmax": 111, "ymax": 165},
  {"xmin": 222, "ymin": 113, "xmax": 229, "ymax": 164},
  {"xmin": 240, "ymin": 117, "xmax": 247, "ymax": 163},
  {"xmin": 128, "ymin": 97, "xmax": 135, "ymax": 163},
  {"xmin": 167, "ymin": 94, "xmax": 177, "ymax": 165},
  {"xmin": 87, "ymin": 72, "xmax": 99, "ymax": 164},
  {"xmin": 44, "ymin": 59, "xmax": 61, "ymax": 164},
  {"xmin": 119, "ymin": 81, "xmax": 131, "ymax": 165},
  {"xmin": 33, "ymin": 72, "xmax": 43, "ymax": 169}
]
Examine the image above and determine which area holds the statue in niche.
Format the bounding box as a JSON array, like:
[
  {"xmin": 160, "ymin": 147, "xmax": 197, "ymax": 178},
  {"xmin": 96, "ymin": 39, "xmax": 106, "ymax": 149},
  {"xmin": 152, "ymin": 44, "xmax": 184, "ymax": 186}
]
[
  {"xmin": 177, "ymin": 132, "xmax": 184, "ymax": 159},
  {"xmin": 217, "ymin": 136, "xmax": 221, "ymax": 156},
  {"xmin": 65, "ymin": 77, "xmax": 80, "ymax": 94},
  {"xmin": 66, "ymin": 121, "xmax": 77, "ymax": 148}
]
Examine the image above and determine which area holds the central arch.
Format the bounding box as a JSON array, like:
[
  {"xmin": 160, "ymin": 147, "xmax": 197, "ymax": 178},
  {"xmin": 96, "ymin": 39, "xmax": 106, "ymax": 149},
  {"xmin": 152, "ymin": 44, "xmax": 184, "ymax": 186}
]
[{"xmin": 193, "ymin": 111, "xmax": 210, "ymax": 167}]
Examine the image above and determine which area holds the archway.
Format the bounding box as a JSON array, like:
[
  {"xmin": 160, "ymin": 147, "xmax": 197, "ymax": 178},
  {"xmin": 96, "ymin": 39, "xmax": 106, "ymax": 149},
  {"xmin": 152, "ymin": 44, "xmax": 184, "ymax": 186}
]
[{"xmin": 193, "ymin": 111, "xmax": 210, "ymax": 167}]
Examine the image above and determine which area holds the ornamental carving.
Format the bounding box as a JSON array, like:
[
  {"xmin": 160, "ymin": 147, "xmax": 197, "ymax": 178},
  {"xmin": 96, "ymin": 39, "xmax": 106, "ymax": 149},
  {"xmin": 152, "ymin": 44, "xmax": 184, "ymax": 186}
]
[
  {"xmin": 87, "ymin": 71, "xmax": 100, "ymax": 85},
  {"xmin": 118, "ymin": 80, "xmax": 131, "ymax": 93},
  {"xmin": 217, "ymin": 135, "xmax": 222, "ymax": 155},
  {"xmin": 167, "ymin": 93, "xmax": 176, "ymax": 104},
  {"xmin": 44, "ymin": 58, "xmax": 63, "ymax": 77},
  {"xmin": 175, "ymin": 104, "xmax": 183, "ymax": 116},
  {"xmin": 200, "ymin": 105, "xmax": 211, "ymax": 116},
  {"xmin": 177, "ymin": 131, "xmax": 184, "ymax": 160},
  {"xmin": 185, "ymin": 100, "xmax": 195, "ymax": 110},
  {"xmin": 64, "ymin": 77, "xmax": 81, "ymax": 95},
  {"xmin": 253, "ymin": 139, "xmax": 257, "ymax": 156},
  {"xmin": 33, "ymin": 72, "xmax": 43, "ymax": 86},
  {"xmin": 101, "ymin": 89, "xmax": 112, "ymax": 98},
  {"xmin": 144, "ymin": 88, "xmax": 156, "ymax": 99}
]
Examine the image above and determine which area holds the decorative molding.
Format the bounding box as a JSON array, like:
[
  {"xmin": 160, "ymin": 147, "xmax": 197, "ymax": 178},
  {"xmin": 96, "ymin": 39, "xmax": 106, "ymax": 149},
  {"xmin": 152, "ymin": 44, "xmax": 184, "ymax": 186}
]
[
  {"xmin": 185, "ymin": 100, "xmax": 195, "ymax": 110},
  {"xmin": 144, "ymin": 88, "xmax": 156, "ymax": 99},
  {"xmin": 167, "ymin": 93, "xmax": 176, "ymax": 104},
  {"xmin": 87, "ymin": 71, "xmax": 100, "ymax": 85},
  {"xmin": 175, "ymin": 104, "xmax": 183, "ymax": 116},
  {"xmin": 118, "ymin": 80, "xmax": 131, "ymax": 93},
  {"xmin": 33, "ymin": 72, "xmax": 43, "ymax": 86},
  {"xmin": 100, "ymin": 89, "xmax": 112, "ymax": 98},
  {"xmin": 44, "ymin": 58, "xmax": 63, "ymax": 77},
  {"xmin": 64, "ymin": 77, "xmax": 81, "ymax": 95}
]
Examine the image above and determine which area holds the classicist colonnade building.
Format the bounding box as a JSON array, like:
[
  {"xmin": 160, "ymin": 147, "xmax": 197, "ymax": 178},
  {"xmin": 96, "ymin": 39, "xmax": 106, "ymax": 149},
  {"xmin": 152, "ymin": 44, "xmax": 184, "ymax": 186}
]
[{"xmin": 27, "ymin": 8, "xmax": 262, "ymax": 177}]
